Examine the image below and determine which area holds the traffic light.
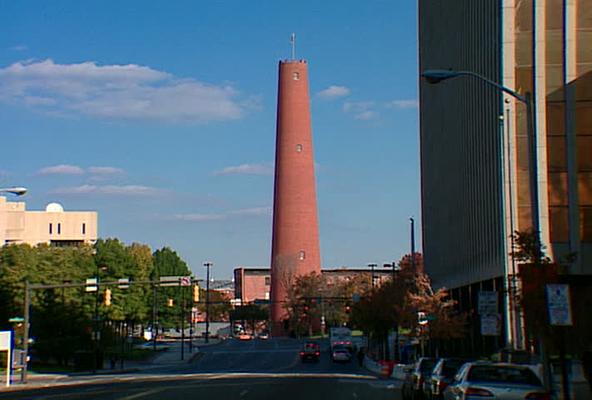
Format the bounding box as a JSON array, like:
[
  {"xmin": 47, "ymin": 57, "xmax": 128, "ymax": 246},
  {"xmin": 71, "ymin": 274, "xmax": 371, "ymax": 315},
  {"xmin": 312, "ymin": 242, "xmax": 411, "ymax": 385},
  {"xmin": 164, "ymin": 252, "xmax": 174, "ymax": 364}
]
[
  {"xmin": 104, "ymin": 288, "xmax": 112, "ymax": 306},
  {"xmin": 193, "ymin": 285, "xmax": 200, "ymax": 303},
  {"xmin": 167, "ymin": 298, "xmax": 174, "ymax": 307}
]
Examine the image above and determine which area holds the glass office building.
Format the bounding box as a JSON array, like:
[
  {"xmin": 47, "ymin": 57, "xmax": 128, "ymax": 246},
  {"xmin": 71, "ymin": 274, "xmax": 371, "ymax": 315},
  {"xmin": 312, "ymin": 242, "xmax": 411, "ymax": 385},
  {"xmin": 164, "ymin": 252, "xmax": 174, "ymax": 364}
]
[{"xmin": 419, "ymin": 0, "xmax": 591, "ymax": 354}]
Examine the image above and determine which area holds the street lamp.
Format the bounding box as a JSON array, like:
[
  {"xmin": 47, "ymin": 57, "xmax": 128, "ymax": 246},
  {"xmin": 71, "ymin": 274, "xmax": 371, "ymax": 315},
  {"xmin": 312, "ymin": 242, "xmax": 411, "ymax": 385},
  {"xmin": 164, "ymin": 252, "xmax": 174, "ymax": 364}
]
[
  {"xmin": 367, "ymin": 263, "xmax": 377, "ymax": 289},
  {"xmin": 203, "ymin": 261, "xmax": 213, "ymax": 344},
  {"xmin": 421, "ymin": 69, "xmax": 539, "ymax": 350},
  {"xmin": 421, "ymin": 70, "xmax": 540, "ymax": 242},
  {"xmin": 0, "ymin": 187, "xmax": 27, "ymax": 196}
]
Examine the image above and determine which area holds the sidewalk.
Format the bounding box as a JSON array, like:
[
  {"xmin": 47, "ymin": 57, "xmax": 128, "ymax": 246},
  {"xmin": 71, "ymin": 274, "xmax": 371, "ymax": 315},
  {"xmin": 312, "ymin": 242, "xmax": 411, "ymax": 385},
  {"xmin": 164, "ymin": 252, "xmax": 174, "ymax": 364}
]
[{"xmin": 1, "ymin": 338, "xmax": 222, "ymax": 391}]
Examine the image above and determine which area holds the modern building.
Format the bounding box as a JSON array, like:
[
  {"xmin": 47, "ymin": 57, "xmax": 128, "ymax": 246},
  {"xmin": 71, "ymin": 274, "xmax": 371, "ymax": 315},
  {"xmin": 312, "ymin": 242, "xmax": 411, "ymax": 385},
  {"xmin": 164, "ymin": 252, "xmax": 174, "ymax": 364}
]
[
  {"xmin": 419, "ymin": 0, "xmax": 591, "ymax": 354},
  {"xmin": 234, "ymin": 267, "xmax": 392, "ymax": 307},
  {"xmin": 270, "ymin": 58, "xmax": 322, "ymax": 335},
  {"xmin": 0, "ymin": 197, "xmax": 97, "ymax": 246}
]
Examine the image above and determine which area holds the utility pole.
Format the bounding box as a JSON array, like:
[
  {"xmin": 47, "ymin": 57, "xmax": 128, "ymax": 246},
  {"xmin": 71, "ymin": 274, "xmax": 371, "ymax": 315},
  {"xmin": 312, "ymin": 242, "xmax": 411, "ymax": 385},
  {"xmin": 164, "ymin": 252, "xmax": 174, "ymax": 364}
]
[
  {"xmin": 21, "ymin": 281, "xmax": 30, "ymax": 383},
  {"xmin": 410, "ymin": 217, "xmax": 416, "ymax": 269},
  {"xmin": 181, "ymin": 282, "xmax": 185, "ymax": 361},
  {"xmin": 204, "ymin": 262, "xmax": 213, "ymax": 344},
  {"xmin": 152, "ymin": 284, "xmax": 157, "ymax": 352},
  {"xmin": 368, "ymin": 263, "xmax": 377, "ymax": 289}
]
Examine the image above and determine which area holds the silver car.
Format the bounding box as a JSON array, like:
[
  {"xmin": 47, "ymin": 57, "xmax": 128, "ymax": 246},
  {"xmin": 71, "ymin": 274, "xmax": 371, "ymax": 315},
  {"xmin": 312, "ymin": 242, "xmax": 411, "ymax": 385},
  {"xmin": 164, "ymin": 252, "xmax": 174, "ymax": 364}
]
[{"xmin": 442, "ymin": 362, "xmax": 550, "ymax": 400}]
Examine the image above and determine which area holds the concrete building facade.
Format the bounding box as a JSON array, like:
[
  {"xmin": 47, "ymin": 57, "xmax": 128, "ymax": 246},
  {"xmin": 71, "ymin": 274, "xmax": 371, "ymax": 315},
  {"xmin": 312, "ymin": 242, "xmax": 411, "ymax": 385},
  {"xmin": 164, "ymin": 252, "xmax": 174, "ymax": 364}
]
[
  {"xmin": 419, "ymin": 0, "xmax": 592, "ymax": 354},
  {"xmin": 0, "ymin": 197, "xmax": 97, "ymax": 246},
  {"xmin": 270, "ymin": 59, "xmax": 322, "ymax": 335}
]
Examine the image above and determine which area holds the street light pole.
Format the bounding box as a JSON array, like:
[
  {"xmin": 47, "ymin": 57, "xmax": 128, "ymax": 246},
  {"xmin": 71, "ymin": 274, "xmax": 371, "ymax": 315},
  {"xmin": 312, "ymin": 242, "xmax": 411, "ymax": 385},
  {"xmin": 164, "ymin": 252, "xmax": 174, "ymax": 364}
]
[
  {"xmin": 421, "ymin": 70, "xmax": 540, "ymax": 247},
  {"xmin": 203, "ymin": 262, "xmax": 212, "ymax": 344},
  {"xmin": 410, "ymin": 217, "xmax": 416, "ymax": 271},
  {"xmin": 368, "ymin": 263, "xmax": 377, "ymax": 289},
  {"xmin": 421, "ymin": 69, "xmax": 539, "ymax": 351}
]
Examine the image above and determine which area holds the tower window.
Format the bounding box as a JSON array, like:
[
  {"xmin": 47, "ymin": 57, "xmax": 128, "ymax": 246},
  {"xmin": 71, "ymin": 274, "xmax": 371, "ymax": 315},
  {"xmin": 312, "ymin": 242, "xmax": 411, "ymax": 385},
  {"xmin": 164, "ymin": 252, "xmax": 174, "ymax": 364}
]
[
  {"xmin": 298, "ymin": 251, "xmax": 306, "ymax": 260},
  {"xmin": 296, "ymin": 144, "xmax": 303, "ymax": 152},
  {"xmin": 49, "ymin": 223, "xmax": 52, "ymax": 234},
  {"xmin": 265, "ymin": 276, "xmax": 271, "ymax": 286},
  {"xmin": 57, "ymin": 223, "xmax": 61, "ymax": 235},
  {"xmin": 292, "ymin": 72, "xmax": 299, "ymax": 80},
  {"xmin": 82, "ymin": 223, "xmax": 86, "ymax": 235}
]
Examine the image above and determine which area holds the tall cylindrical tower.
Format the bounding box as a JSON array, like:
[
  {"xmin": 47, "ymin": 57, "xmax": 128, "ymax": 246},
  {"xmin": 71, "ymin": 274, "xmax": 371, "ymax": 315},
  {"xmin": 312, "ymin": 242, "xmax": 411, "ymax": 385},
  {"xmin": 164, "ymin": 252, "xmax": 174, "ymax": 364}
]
[{"xmin": 270, "ymin": 60, "xmax": 321, "ymax": 336}]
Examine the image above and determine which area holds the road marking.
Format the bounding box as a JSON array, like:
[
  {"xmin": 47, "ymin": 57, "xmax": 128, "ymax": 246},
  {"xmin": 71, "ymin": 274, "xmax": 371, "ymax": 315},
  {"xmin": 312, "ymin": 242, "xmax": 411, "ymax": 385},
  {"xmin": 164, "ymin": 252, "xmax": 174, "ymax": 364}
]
[{"xmin": 120, "ymin": 388, "xmax": 165, "ymax": 400}]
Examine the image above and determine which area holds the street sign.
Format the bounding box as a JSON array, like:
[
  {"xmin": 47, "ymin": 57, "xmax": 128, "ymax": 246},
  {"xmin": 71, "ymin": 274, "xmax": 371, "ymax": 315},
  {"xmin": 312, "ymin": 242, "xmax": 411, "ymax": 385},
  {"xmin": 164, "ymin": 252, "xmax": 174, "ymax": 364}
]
[
  {"xmin": 118, "ymin": 278, "xmax": 130, "ymax": 289},
  {"xmin": 85, "ymin": 278, "xmax": 98, "ymax": 292},
  {"xmin": 478, "ymin": 291, "xmax": 498, "ymax": 315},
  {"xmin": 180, "ymin": 276, "xmax": 191, "ymax": 287},
  {"xmin": 159, "ymin": 276, "xmax": 182, "ymax": 287},
  {"xmin": 480, "ymin": 314, "xmax": 501, "ymax": 336},
  {"xmin": 546, "ymin": 284, "xmax": 573, "ymax": 326}
]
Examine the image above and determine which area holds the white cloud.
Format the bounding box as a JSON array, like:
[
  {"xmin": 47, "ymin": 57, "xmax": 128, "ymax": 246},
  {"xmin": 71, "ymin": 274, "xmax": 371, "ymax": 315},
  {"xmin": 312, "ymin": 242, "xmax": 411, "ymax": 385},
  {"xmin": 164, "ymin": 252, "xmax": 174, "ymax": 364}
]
[
  {"xmin": 386, "ymin": 99, "xmax": 418, "ymax": 109},
  {"xmin": 343, "ymin": 101, "xmax": 379, "ymax": 120},
  {"xmin": 317, "ymin": 85, "xmax": 350, "ymax": 99},
  {"xmin": 0, "ymin": 59, "xmax": 245, "ymax": 122},
  {"xmin": 214, "ymin": 163, "xmax": 273, "ymax": 176},
  {"xmin": 37, "ymin": 164, "xmax": 85, "ymax": 175},
  {"xmin": 88, "ymin": 166, "xmax": 125, "ymax": 175},
  {"xmin": 174, "ymin": 206, "xmax": 271, "ymax": 222},
  {"xmin": 51, "ymin": 184, "xmax": 164, "ymax": 196}
]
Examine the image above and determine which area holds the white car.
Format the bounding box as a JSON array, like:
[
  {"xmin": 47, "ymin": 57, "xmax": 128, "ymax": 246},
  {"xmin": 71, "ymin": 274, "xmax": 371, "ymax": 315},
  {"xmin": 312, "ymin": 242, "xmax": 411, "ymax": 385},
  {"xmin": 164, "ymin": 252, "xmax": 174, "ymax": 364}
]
[
  {"xmin": 331, "ymin": 346, "xmax": 352, "ymax": 363},
  {"xmin": 443, "ymin": 362, "xmax": 549, "ymax": 400}
]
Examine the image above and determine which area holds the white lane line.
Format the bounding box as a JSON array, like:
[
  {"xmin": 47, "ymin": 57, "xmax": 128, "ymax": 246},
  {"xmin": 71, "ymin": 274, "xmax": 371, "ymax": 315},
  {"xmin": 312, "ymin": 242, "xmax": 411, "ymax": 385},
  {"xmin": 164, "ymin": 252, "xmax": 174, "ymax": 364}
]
[{"xmin": 120, "ymin": 388, "xmax": 165, "ymax": 400}]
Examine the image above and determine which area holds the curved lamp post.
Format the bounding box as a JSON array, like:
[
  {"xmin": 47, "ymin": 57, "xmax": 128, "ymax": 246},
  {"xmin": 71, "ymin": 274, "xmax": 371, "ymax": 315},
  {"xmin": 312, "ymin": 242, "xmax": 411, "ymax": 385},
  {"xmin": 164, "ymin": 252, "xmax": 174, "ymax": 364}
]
[{"xmin": 421, "ymin": 69, "xmax": 540, "ymax": 350}]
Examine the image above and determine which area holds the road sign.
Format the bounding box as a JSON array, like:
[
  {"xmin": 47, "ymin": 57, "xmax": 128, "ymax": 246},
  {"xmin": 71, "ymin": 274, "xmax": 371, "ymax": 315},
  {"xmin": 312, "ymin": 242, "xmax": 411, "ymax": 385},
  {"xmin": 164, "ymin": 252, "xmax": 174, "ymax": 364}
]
[
  {"xmin": 180, "ymin": 276, "xmax": 191, "ymax": 287},
  {"xmin": 159, "ymin": 276, "xmax": 182, "ymax": 287},
  {"xmin": 85, "ymin": 278, "xmax": 98, "ymax": 292},
  {"xmin": 480, "ymin": 314, "xmax": 501, "ymax": 336},
  {"xmin": 478, "ymin": 291, "xmax": 498, "ymax": 315},
  {"xmin": 546, "ymin": 284, "xmax": 573, "ymax": 326}
]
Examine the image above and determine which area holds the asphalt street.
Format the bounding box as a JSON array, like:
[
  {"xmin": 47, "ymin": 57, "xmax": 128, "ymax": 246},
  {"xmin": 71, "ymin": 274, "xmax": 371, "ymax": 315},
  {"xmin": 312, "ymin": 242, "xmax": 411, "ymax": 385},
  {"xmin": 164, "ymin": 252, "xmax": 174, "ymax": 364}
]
[{"xmin": 0, "ymin": 337, "xmax": 402, "ymax": 399}]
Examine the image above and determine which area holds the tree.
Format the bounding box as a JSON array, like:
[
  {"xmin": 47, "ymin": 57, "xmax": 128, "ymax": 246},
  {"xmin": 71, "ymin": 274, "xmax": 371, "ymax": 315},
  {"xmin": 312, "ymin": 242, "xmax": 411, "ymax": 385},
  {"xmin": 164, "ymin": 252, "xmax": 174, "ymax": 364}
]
[
  {"xmin": 284, "ymin": 272, "xmax": 324, "ymax": 336},
  {"xmin": 351, "ymin": 252, "xmax": 466, "ymax": 360},
  {"xmin": 152, "ymin": 247, "xmax": 192, "ymax": 329}
]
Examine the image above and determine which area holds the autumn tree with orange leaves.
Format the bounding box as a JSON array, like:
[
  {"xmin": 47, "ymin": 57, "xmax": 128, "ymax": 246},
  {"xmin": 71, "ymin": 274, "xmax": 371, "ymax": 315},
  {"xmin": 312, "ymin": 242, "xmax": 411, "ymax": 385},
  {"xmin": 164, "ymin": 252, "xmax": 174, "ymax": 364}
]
[{"xmin": 351, "ymin": 253, "xmax": 466, "ymax": 360}]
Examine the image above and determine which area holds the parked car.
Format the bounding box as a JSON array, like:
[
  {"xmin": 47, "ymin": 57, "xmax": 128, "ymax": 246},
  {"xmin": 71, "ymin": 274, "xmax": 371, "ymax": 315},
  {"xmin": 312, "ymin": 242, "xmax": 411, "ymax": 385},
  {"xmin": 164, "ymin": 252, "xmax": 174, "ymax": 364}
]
[
  {"xmin": 300, "ymin": 341, "xmax": 321, "ymax": 362},
  {"xmin": 442, "ymin": 362, "xmax": 549, "ymax": 400},
  {"xmin": 423, "ymin": 358, "xmax": 471, "ymax": 400},
  {"xmin": 258, "ymin": 332, "xmax": 270, "ymax": 340},
  {"xmin": 402, "ymin": 357, "xmax": 436, "ymax": 400},
  {"xmin": 331, "ymin": 345, "xmax": 352, "ymax": 363},
  {"xmin": 238, "ymin": 333, "xmax": 252, "ymax": 340}
]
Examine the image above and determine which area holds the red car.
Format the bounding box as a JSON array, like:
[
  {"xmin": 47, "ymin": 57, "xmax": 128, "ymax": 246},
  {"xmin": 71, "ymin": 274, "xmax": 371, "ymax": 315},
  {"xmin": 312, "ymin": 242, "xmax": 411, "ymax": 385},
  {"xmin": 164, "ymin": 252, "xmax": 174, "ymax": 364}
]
[{"xmin": 300, "ymin": 342, "xmax": 321, "ymax": 362}]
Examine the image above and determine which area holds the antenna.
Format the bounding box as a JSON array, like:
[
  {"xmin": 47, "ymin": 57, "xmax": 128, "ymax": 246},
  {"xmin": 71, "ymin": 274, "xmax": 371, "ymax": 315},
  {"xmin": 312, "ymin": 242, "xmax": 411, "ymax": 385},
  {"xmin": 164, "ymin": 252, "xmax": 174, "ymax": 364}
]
[{"xmin": 290, "ymin": 33, "xmax": 296, "ymax": 60}]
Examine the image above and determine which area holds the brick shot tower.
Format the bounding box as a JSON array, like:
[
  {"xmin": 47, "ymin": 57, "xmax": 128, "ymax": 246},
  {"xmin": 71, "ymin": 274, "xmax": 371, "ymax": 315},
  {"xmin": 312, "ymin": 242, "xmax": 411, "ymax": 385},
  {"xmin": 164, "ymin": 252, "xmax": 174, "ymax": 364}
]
[{"xmin": 270, "ymin": 57, "xmax": 321, "ymax": 336}]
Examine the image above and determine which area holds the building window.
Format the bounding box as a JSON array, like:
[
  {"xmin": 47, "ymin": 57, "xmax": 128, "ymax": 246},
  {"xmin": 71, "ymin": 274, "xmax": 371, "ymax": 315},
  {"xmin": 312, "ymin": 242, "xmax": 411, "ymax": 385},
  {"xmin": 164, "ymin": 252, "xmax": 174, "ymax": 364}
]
[
  {"xmin": 296, "ymin": 144, "xmax": 303, "ymax": 152},
  {"xmin": 57, "ymin": 223, "xmax": 61, "ymax": 235},
  {"xmin": 82, "ymin": 223, "xmax": 86, "ymax": 235},
  {"xmin": 265, "ymin": 276, "xmax": 271, "ymax": 286},
  {"xmin": 49, "ymin": 223, "xmax": 52, "ymax": 234},
  {"xmin": 292, "ymin": 71, "xmax": 299, "ymax": 80},
  {"xmin": 298, "ymin": 251, "xmax": 305, "ymax": 260}
]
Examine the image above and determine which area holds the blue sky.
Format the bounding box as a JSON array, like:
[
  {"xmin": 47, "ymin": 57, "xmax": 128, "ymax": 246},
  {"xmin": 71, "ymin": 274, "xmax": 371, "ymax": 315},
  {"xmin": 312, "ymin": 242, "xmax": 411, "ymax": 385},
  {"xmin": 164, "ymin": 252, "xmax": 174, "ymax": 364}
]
[{"xmin": 0, "ymin": 1, "xmax": 420, "ymax": 279}]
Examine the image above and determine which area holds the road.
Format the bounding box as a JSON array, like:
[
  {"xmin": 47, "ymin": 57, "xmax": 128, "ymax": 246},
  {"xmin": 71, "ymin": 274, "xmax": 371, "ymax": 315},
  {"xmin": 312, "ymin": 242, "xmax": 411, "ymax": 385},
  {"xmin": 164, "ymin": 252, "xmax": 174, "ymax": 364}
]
[{"xmin": 0, "ymin": 337, "xmax": 402, "ymax": 399}]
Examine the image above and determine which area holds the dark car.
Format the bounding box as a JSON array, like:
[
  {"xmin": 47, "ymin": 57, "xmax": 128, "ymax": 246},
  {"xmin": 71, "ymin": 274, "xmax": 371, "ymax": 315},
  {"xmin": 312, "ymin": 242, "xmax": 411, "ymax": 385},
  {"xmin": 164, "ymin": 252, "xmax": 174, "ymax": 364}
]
[
  {"xmin": 423, "ymin": 358, "xmax": 471, "ymax": 400},
  {"xmin": 300, "ymin": 342, "xmax": 321, "ymax": 362},
  {"xmin": 402, "ymin": 357, "xmax": 436, "ymax": 400}
]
